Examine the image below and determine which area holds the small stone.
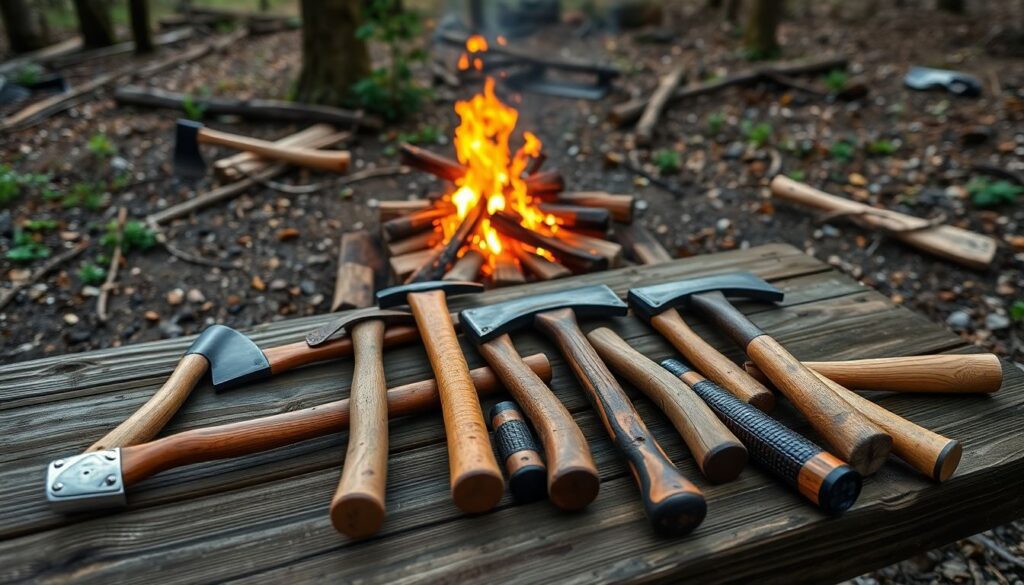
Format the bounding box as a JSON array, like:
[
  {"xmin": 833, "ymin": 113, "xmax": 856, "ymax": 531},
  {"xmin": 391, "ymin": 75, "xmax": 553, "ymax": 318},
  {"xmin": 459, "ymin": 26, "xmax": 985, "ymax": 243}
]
[
  {"xmin": 186, "ymin": 288, "xmax": 205, "ymax": 303},
  {"xmin": 946, "ymin": 310, "xmax": 971, "ymax": 331},
  {"xmin": 310, "ymin": 293, "xmax": 325, "ymax": 306},
  {"xmin": 821, "ymin": 225, "xmax": 841, "ymax": 238},
  {"xmin": 307, "ymin": 254, "xmax": 330, "ymax": 266},
  {"xmin": 63, "ymin": 313, "xmax": 79, "ymax": 325},
  {"xmin": 985, "ymin": 313, "xmax": 1010, "ymax": 331},
  {"xmin": 251, "ymin": 275, "xmax": 266, "ymax": 291},
  {"xmin": 276, "ymin": 228, "xmax": 300, "ymax": 241},
  {"xmin": 269, "ymin": 278, "xmax": 288, "ymax": 291},
  {"xmin": 848, "ymin": 173, "xmax": 867, "ymax": 186},
  {"xmin": 299, "ymin": 280, "xmax": 317, "ymax": 295},
  {"xmin": 81, "ymin": 285, "xmax": 101, "ymax": 297},
  {"xmin": 144, "ymin": 310, "xmax": 160, "ymax": 322},
  {"xmin": 160, "ymin": 322, "xmax": 184, "ymax": 338},
  {"xmin": 166, "ymin": 288, "xmax": 184, "ymax": 305},
  {"xmin": 724, "ymin": 142, "xmax": 744, "ymax": 159},
  {"xmin": 716, "ymin": 218, "xmax": 731, "ymax": 233},
  {"xmin": 66, "ymin": 326, "xmax": 91, "ymax": 344}
]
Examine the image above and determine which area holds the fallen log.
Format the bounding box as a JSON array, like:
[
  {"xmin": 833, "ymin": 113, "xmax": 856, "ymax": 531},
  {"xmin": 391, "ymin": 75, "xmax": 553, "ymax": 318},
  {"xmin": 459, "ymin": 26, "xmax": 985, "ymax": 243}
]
[
  {"xmin": 556, "ymin": 191, "xmax": 636, "ymax": 223},
  {"xmin": 0, "ymin": 37, "xmax": 81, "ymax": 76},
  {"xmin": 613, "ymin": 221, "xmax": 672, "ymax": 265},
  {"xmin": 635, "ymin": 65, "xmax": 686, "ymax": 145},
  {"xmin": 44, "ymin": 27, "xmax": 194, "ymax": 69},
  {"xmin": 331, "ymin": 230, "xmax": 382, "ymax": 311},
  {"xmin": 489, "ymin": 211, "xmax": 606, "ymax": 272}
]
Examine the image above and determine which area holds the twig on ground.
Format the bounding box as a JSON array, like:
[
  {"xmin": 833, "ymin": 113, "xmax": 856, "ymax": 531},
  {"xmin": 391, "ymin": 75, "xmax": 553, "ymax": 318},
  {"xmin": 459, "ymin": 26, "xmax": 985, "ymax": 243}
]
[
  {"xmin": 970, "ymin": 534, "xmax": 1024, "ymax": 569},
  {"xmin": 96, "ymin": 207, "xmax": 127, "ymax": 322},
  {"xmin": 0, "ymin": 239, "xmax": 90, "ymax": 311},
  {"xmin": 230, "ymin": 164, "xmax": 411, "ymax": 195},
  {"xmin": 150, "ymin": 226, "xmax": 241, "ymax": 270}
]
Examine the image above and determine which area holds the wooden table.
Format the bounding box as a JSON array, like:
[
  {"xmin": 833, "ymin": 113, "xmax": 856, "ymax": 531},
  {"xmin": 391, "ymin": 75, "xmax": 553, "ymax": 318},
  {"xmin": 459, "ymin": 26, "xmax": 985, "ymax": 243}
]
[{"xmin": 1, "ymin": 243, "xmax": 1022, "ymax": 584}]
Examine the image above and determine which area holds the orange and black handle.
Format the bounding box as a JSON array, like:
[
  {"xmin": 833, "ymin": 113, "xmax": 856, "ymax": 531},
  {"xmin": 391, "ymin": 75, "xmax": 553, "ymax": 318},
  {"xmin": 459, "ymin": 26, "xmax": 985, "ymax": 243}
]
[
  {"xmin": 661, "ymin": 358, "xmax": 862, "ymax": 515},
  {"xmin": 488, "ymin": 401, "xmax": 547, "ymax": 504},
  {"xmin": 534, "ymin": 308, "xmax": 707, "ymax": 536}
]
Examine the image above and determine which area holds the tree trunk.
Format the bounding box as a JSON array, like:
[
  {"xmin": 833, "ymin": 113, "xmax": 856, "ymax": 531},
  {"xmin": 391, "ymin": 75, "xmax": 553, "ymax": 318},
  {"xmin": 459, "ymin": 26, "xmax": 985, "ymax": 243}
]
[
  {"xmin": 726, "ymin": 0, "xmax": 743, "ymax": 24},
  {"xmin": 295, "ymin": 0, "xmax": 370, "ymax": 106},
  {"xmin": 937, "ymin": 0, "xmax": 964, "ymax": 13},
  {"xmin": 129, "ymin": 0, "xmax": 154, "ymax": 54},
  {"xmin": 0, "ymin": 0, "xmax": 50, "ymax": 53},
  {"xmin": 744, "ymin": 0, "xmax": 782, "ymax": 58},
  {"xmin": 72, "ymin": 0, "xmax": 116, "ymax": 48}
]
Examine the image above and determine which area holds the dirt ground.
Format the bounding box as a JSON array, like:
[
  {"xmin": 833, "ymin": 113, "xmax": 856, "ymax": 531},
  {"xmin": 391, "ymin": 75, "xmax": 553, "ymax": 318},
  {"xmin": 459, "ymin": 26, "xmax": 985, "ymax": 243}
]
[{"xmin": 1, "ymin": 1, "xmax": 1022, "ymax": 582}]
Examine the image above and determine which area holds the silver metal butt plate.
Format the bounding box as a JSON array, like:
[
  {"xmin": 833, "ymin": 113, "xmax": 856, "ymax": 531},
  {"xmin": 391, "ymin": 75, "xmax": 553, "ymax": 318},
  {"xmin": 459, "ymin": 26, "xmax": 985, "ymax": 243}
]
[{"xmin": 46, "ymin": 448, "xmax": 126, "ymax": 513}]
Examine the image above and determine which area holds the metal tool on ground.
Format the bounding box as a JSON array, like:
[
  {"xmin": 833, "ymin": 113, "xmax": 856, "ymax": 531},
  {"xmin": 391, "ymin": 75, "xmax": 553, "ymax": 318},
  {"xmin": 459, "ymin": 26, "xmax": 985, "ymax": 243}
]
[
  {"xmin": 742, "ymin": 354, "xmax": 1003, "ymax": 394},
  {"xmin": 461, "ymin": 285, "xmax": 707, "ymax": 536},
  {"xmin": 488, "ymin": 401, "xmax": 548, "ymax": 504},
  {"xmin": 659, "ymin": 358, "xmax": 862, "ymax": 515},
  {"xmin": 377, "ymin": 280, "xmax": 504, "ymax": 514},
  {"xmin": 44, "ymin": 354, "xmax": 552, "ymax": 513},
  {"xmin": 173, "ymin": 119, "xmax": 351, "ymax": 179},
  {"xmin": 629, "ymin": 273, "xmax": 892, "ymax": 476},
  {"xmin": 330, "ymin": 312, "xmax": 416, "ymax": 538},
  {"xmin": 587, "ymin": 327, "xmax": 748, "ymax": 484},
  {"xmin": 467, "ymin": 330, "xmax": 599, "ymax": 511}
]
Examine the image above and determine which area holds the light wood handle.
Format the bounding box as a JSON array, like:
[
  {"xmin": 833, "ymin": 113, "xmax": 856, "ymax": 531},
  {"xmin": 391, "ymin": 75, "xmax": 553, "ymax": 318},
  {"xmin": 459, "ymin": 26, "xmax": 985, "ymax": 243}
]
[
  {"xmin": 408, "ymin": 290, "xmax": 503, "ymax": 514},
  {"xmin": 198, "ymin": 126, "xmax": 351, "ymax": 173},
  {"xmin": 534, "ymin": 309, "xmax": 707, "ymax": 536},
  {"xmin": 478, "ymin": 334, "xmax": 599, "ymax": 511},
  {"xmin": 813, "ymin": 372, "xmax": 962, "ymax": 481},
  {"xmin": 587, "ymin": 327, "xmax": 748, "ymax": 483},
  {"xmin": 770, "ymin": 175, "xmax": 997, "ymax": 270},
  {"xmin": 119, "ymin": 354, "xmax": 551, "ymax": 487},
  {"xmin": 650, "ymin": 309, "xmax": 776, "ymax": 411},
  {"xmin": 743, "ymin": 354, "xmax": 1002, "ymax": 393},
  {"xmin": 330, "ymin": 321, "xmax": 389, "ymax": 538},
  {"xmin": 746, "ymin": 336, "xmax": 893, "ymax": 476},
  {"xmin": 87, "ymin": 353, "xmax": 209, "ymax": 452},
  {"xmin": 262, "ymin": 325, "xmax": 420, "ymax": 374}
]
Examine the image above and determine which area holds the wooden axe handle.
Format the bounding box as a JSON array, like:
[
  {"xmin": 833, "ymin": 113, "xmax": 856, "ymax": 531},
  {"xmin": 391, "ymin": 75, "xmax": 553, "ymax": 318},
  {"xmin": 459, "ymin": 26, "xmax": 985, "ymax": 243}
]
[
  {"xmin": 587, "ymin": 327, "xmax": 747, "ymax": 483},
  {"xmin": 198, "ymin": 126, "xmax": 351, "ymax": 173},
  {"xmin": 408, "ymin": 290, "xmax": 503, "ymax": 514},
  {"xmin": 330, "ymin": 321, "xmax": 389, "ymax": 538},
  {"xmin": 262, "ymin": 325, "xmax": 420, "ymax": 374},
  {"xmin": 770, "ymin": 175, "xmax": 997, "ymax": 270},
  {"xmin": 743, "ymin": 354, "xmax": 1002, "ymax": 393},
  {"xmin": 477, "ymin": 334, "xmax": 599, "ymax": 511},
  {"xmin": 119, "ymin": 354, "xmax": 552, "ymax": 487}
]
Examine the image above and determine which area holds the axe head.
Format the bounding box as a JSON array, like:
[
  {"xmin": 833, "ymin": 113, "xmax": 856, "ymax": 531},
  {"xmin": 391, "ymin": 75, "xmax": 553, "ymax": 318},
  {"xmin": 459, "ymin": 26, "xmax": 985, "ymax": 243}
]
[
  {"xmin": 185, "ymin": 324, "xmax": 271, "ymax": 391},
  {"xmin": 173, "ymin": 119, "xmax": 207, "ymax": 180},
  {"xmin": 461, "ymin": 284, "xmax": 627, "ymax": 344},
  {"xmin": 376, "ymin": 280, "xmax": 483, "ymax": 308},
  {"xmin": 628, "ymin": 272, "xmax": 783, "ymax": 321},
  {"xmin": 305, "ymin": 308, "xmax": 415, "ymax": 346}
]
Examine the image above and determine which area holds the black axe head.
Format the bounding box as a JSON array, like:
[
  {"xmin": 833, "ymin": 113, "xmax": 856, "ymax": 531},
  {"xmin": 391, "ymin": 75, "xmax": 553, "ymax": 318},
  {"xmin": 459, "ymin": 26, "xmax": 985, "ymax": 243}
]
[
  {"xmin": 185, "ymin": 324, "xmax": 271, "ymax": 391},
  {"xmin": 460, "ymin": 284, "xmax": 627, "ymax": 344},
  {"xmin": 173, "ymin": 118, "xmax": 208, "ymax": 180},
  {"xmin": 375, "ymin": 280, "xmax": 483, "ymax": 308},
  {"xmin": 628, "ymin": 272, "xmax": 783, "ymax": 321},
  {"xmin": 305, "ymin": 308, "xmax": 416, "ymax": 347}
]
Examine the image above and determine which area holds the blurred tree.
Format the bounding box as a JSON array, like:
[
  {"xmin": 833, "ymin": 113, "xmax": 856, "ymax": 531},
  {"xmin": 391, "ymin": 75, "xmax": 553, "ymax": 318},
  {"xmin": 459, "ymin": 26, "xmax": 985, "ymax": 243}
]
[
  {"xmin": 0, "ymin": 0, "xmax": 50, "ymax": 53},
  {"xmin": 295, "ymin": 0, "xmax": 371, "ymax": 106},
  {"xmin": 129, "ymin": 0, "xmax": 153, "ymax": 54},
  {"xmin": 744, "ymin": 0, "xmax": 781, "ymax": 59},
  {"xmin": 726, "ymin": 0, "xmax": 743, "ymax": 24},
  {"xmin": 73, "ymin": 0, "xmax": 116, "ymax": 48},
  {"xmin": 937, "ymin": 0, "xmax": 964, "ymax": 13}
]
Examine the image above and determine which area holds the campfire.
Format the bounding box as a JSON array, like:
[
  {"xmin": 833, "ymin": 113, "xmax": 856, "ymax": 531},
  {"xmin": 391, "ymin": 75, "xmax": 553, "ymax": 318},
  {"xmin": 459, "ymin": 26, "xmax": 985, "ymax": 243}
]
[{"xmin": 381, "ymin": 36, "xmax": 639, "ymax": 287}]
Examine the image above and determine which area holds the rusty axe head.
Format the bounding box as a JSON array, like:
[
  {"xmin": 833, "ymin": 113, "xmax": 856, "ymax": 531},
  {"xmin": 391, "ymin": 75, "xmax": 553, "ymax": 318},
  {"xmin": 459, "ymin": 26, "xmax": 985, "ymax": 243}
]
[
  {"xmin": 173, "ymin": 118, "xmax": 208, "ymax": 180},
  {"xmin": 375, "ymin": 280, "xmax": 484, "ymax": 308},
  {"xmin": 628, "ymin": 272, "xmax": 783, "ymax": 321},
  {"xmin": 305, "ymin": 307, "xmax": 415, "ymax": 346},
  {"xmin": 460, "ymin": 284, "xmax": 627, "ymax": 344}
]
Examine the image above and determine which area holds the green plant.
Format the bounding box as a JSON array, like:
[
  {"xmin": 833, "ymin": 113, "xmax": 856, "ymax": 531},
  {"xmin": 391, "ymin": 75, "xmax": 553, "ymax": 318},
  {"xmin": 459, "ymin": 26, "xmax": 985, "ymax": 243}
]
[
  {"xmin": 352, "ymin": 0, "xmax": 431, "ymax": 121},
  {"xmin": 78, "ymin": 262, "xmax": 107, "ymax": 286},
  {"xmin": 829, "ymin": 140, "xmax": 855, "ymax": 162},
  {"xmin": 397, "ymin": 124, "xmax": 443, "ymax": 145},
  {"xmin": 0, "ymin": 164, "xmax": 50, "ymax": 206},
  {"xmin": 966, "ymin": 177, "xmax": 1024, "ymax": 207},
  {"xmin": 741, "ymin": 120, "xmax": 772, "ymax": 147},
  {"xmin": 1011, "ymin": 300, "xmax": 1024, "ymax": 322},
  {"xmin": 23, "ymin": 218, "xmax": 58, "ymax": 231},
  {"xmin": 652, "ymin": 149, "xmax": 681, "ymax": 175},
  {"xmin": 12, "ymin": 63, "xmax": 43, "ymax": 86},
  {"xmin": 787, "ymin": 169, "xmax": 806, "ymax": 182},
  {"xmin": 823, "ymin": 70, "xmax": 848, "ymax": 93},
  {"xmin": 867, "ymin": 139, "xmax": 898, "ymax": 156},
  {"xmin": 182, "ymin": 92, "xmax": 209, "ymax": 121},
  {"xmin": 707, "ymin": 112, "xmax": 726, "ymax": 136},
  {"xmin": 102, "ymin": 220, "xmax": 156, "ymax": 253},
  {"xmin": 5, "ymin": 230, "xmax": 50, "ymax": 263},
  {"xmin": 63, "ymin": 182, "xmax": 106, "ymax": 210},
  {"xmin": 87, "ymin": 133, "xmax": 116, "ymax": 158}
]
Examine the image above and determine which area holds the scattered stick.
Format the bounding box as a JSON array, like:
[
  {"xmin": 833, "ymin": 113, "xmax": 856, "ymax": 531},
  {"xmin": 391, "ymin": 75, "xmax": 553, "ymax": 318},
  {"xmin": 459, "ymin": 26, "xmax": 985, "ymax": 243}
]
[
  {"xmin": 553, "ymin": 228, "xmax": 624, "ymax": 267},
  {"xmin": 44, "ymin": 27, "xmax": 194, "ymax": 69},
  {"xmin": 231, "ymin": 163, "xmax": 407, "ymax": 196},
  {"xmin": 489, "ymin": 211, "xmax": 606, "ymax": 272},
  {"xmin": 386, "ymin": 229, "xmax": 442, "ymax": 257},
  {"xmin": 214, "ymin": 124, "xmax": 339, "ymax": 181},
  {"xmin": 635, "ymin": 65, "xmax": 686, "ymax": 146},
  {"xmin": 0, "ymin": 37, "xmax": 81, "ymax": 76},
  {"xmin": 380, "ymin": 205, "xmax": 454, "ymax": 241},
  {"xmin": 970, "ymin": 534, "xmax": 1024, "ymax": 569},
  {"xmin": 152, "ymin": 227, "xmax": 240, "ymax": 269},
  {"xmin": 0, "ymin": 239, "xmax": 90, "ymax": 311},
  {"xmin": 332, "ymin": 230, "xmax": 382, "ymax": 311},
  {"xmin": 390, "ymin": 247, "xmax": 439, "ymax": 282},
  {"xmin": 96, "ymin": 208, "xmax": 128, "ymax": 322},
  {"xmin": 605, "ymin": 152, "xmax": 690, "ymax": 198},
  {"xmin": 556, "ymin": 191, "xmax": 636, "ymax": 223},
  {"xmin": 537, "ymin": 202, "xmax": 610, "ymax": 232},
  {"xmin": 613, "ymin": 221, "xmax": 672, "ymax": 265},
  {"xmin": 443, "ymin": 250, "xmax": 485, "ymax": 282},
  {"xmin": 378, "ymin": 200, "xmax": 433, "ymax": 221}
]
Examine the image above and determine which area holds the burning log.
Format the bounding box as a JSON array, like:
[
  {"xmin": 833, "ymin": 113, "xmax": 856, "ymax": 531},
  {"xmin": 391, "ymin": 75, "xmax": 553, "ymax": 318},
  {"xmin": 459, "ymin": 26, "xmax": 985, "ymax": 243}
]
[
  {"xmin": 377, "ymin": 199, "xmax": 434, "ymax": 221},
  {"xmin": 386, "ymin": 228, "xmax": 442, "ymax": 257},
  {"xmin": 524, "ymin": 169, "xmax": 565, "ymax": 196},
  {"xmin": 443, "ymin": 250, "xmax": 485, "ymax": 282},
  {"xmin": 389, "ymin": 247, "xmax": 440, "ymax": 282},
  {"xmin": 491, "ymin": 253, "xmax": 526, "ymax": 287},
  {"xmin": 553, "ymin": 229, "xmax": 624, "ymax": 267},
  {"xmin": 635, "ymin": 65, "xmax": 686, "ymax": 146},
  {"xmin": 489, "ymin": 211, "xmax": 606, "ymax": 273},
  {"xmin": 407, "ymin": 204, "xmax": 485, "ymax": 283},
  {"xmin": 613, "ymin": 221, "xmax": 672, "ymax": 265},
  {"xmin": 510, "ymin": 243, "xmax": 571, "ymax": 281},
  {"xmin": 331, "ymin": 230, "xmax": 383, "ymax": 311},
  {"xmin": 537, "ymin": 203, "xmax": 610, "ymax": 233},
  {"xmin": 555, "ymin": 192, "xmax": 636, "ymax": 224},
  {"xmin": 399, "ymin": 143, "xmax": 565, "ymax": 197},
  {"xmin": 380, "ymin": 205, "xmax": 453, "ymax": 241}
]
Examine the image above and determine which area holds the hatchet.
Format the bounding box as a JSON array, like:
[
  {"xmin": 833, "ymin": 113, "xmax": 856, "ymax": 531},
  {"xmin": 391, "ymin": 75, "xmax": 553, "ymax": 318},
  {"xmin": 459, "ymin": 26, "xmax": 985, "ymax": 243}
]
[
  {"xmin": 173, "ymin": 119, "xmax": 351, "ymax": 179},
  {"xmin": 629, "ymin": 272, "xmax": 893, "ymax": 476},
  {"xmin": 45, "ymin": 354, "xmax": 552, "ymax": 513},
  {"xmin": 377, "ymin": 280, "xmax": 504, "ymax": 514},
  {"xmin": 461, "ymin": 285, "xmax": 707, "ymax": 536}
]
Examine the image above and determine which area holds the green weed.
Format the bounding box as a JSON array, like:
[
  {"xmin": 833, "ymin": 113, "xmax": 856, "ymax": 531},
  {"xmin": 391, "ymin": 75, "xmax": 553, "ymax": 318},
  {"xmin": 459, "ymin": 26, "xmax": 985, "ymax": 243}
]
[
  {"xmin": 78, "ymin": 262, "xmax": 107, "ymax": 286},
  {"xmin": 967, "ymin": 177, "xmax": 1023, "ymax": 207},
  {"xmin": 652, "ymin": 149, "xmax": 681, "ymax": 175},
  {"xmin": 823, "ymin": 70, "xmax": 848, "ymax": 93},
  {"xmin": 87, "ymin": 133, "xmax": 116, "ymax": 158},
  {"xmin": 102, "ymin": 220, "xmax": 156, "ymax": 253},
  {"xmin": 5, "ymin": 230, "xmax": 50, "ymax": 263},
  {"xmin": 707, "ymin": 112, "xmax": 726, "ymax": 136},
  {"xmin": 741, "ymin": 121, "xmax": 772, "ymax": 148},
  {"xmin": 829, "ymin": 140, "xmax": 856, "ymax": 162}
]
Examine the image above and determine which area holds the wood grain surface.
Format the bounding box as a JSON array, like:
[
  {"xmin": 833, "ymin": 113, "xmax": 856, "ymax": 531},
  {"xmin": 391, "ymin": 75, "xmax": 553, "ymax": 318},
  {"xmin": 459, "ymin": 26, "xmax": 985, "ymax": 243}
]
[{"xmin": 1, "ymin": 244, "xmax": 1022, "ymax": 584}]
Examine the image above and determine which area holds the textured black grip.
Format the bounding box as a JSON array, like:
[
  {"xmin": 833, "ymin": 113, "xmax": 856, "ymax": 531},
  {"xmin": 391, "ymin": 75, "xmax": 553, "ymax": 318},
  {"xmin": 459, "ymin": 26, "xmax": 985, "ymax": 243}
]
[
  {"xmin": 493, "ymin": 419, "xmax": 537, "ymax": 461},
  {"xmin": 489, "ymin": 401, "xmax": 547, "ymax": 503}
]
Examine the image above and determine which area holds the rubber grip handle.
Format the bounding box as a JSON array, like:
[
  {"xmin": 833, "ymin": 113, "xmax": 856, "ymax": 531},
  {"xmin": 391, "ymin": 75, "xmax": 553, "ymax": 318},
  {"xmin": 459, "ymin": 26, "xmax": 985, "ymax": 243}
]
[
  {"xmin": 661, "ymin": 359, "xmax": 862, "ymax": 515},
  {"xmin": 534, "ymin": 309, "xmax": 706, "ymax": 536},
  {"xmin": 489, "ymin": 401, "xmax": 547, "ymax": 503}
]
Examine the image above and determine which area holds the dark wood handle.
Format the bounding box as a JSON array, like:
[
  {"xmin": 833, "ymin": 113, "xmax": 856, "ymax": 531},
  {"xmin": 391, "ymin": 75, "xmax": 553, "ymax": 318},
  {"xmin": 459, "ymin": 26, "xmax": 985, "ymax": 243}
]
[
  {"xmin": 587, "ymin": 327, "xmax": 747, "ymax": 484},
  {"xmin": 650, "ymin": 309, "xmax": 775, "ymax": 411},
  {"xmin": 408, "ymin": 290, "xmax": 504, "ymax": 514},
  {"xmin": 198, "ymin": 127, "xmax": 351, "ymax": 173},
  {"xmin": 746, "ymin": 336, "xmax": 893, "ymax": 476},
  {"xmin": 262, "ymin": 325, "xmax": 420, "ymax": 375},
  {"xmin": 87, "ymin": 353, "xmax": 209, "ymax": 452},
  {"xmin": 478, "ymin": 334, "xmax": 599, "ymax": 511},
  {"xmin": 534, "ymin": 308, "xmax": 706, "ymax": 536},
  {"xmin": 330, "ymin": 321, "xmax": 389, "ymax": 538},
  {"xmin": 743, "ymin": 354, "xmax": 1002, "ymax": 394},
  {"xmin": 813, "ymin": 372, "xmax": 962, "ymax": 482},
  {"xmin": 119, "ymin": 354, "xmax": 552, "ymax": 487}
]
